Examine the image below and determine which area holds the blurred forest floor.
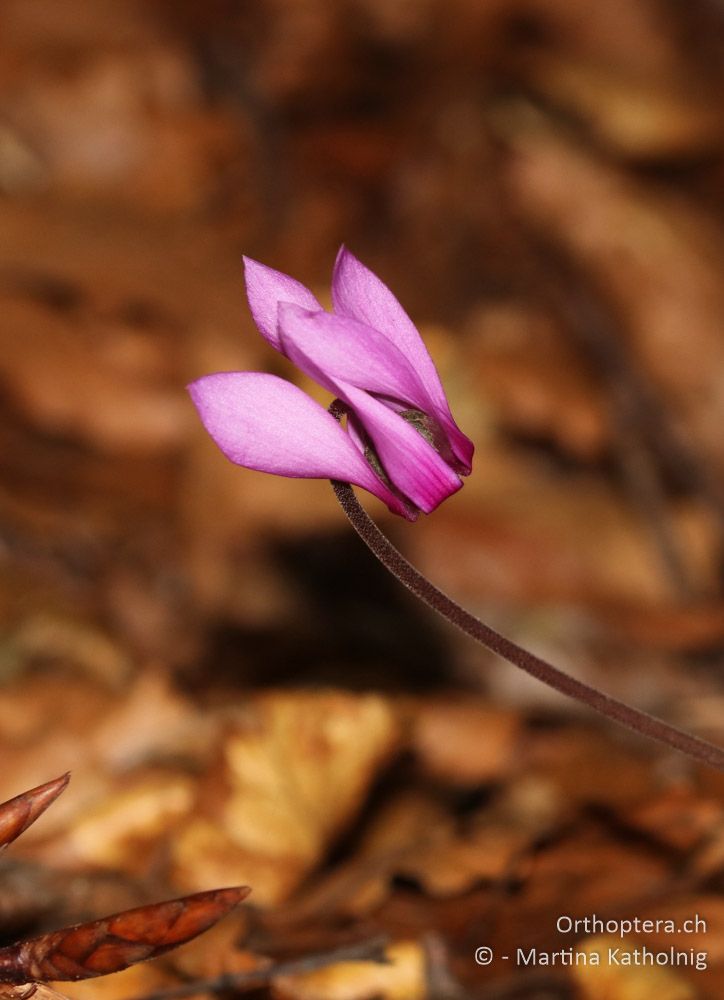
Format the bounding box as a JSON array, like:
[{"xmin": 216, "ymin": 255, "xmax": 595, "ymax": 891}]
[{"xmin": 2, "ymin": 0, "xmax": 724, "ymax": 997}]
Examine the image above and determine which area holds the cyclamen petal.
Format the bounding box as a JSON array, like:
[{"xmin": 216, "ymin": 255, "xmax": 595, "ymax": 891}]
[
  {"xmin": 278, "ymin": 303, "xmax": 473, "ymax": 477},
  {"xmin": 332, "ymin": 247, "xmax": 473, "ymax": 473},
  {"xmin": 188, "ymin": 372, "xmax": 414, "ymax": 519},
  {"xmin": 243, "ymin": 257, "xmax": 321, "ymax": 352},
  {"xmin": 337, "ymin": 382, "xmax": 463, "ymax": 514},
  {"xmin": 275, "ymin": 307, "xmax": 462, "ymax": 510},
  {"xmin": 332, "ymin": 247, "xmax": 448, "ymax": 406},
  {"xmin": 277, "ymin": 303, "xmax": 432, "ymax": 409}
]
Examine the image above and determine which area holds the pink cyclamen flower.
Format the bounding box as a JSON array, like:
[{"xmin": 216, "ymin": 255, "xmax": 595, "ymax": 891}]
[{"xmin": 188, "ymin": 248, "xmax": 474, "ymax": 521}]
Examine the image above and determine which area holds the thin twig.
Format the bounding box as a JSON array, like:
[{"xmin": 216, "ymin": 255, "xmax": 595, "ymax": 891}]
[
  {"xmin": 125, "ymin": 936, "xmax": 390, "ymax": 1000},
  {"xmin": 330, "ymin": 474, "xmax": 724, "ymax": 771}
]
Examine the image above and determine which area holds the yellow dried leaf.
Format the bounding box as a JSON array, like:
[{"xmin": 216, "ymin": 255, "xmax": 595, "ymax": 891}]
[
  {"xmin": 53, "ymin": 961, "xmax": 173, "ymax": 1000},
  {"xmin": 170, "ymin": 816, "xmax": 302, "ymax": 906},
  {"xmin": 172, "ymin": 691, "xmax": 399, "ymax": 905},
  {"xmin": 50, "ymin": 770, "xmax": 195, "ymax": 871},
  {"xmin": 273, "ymin": 942, "xmax": 426, "ymax": 1000},
  {"xmin": 573, "ymin": 935, "xmax": 696, "ymax": 1000}
]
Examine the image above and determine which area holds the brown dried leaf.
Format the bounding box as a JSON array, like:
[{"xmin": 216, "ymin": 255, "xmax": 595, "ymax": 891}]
[
  {"xmin": 0, "ymin": 294, "xmax": 190, "ymax": 454},
  {"xmin": 392, "ymin": 778, "xmax": 561, "ymax": 898},
  {"xmin": 169, "ymin": 910, "xmax": 257, "ymax": 982},
  {"xmin": 518, "ymin": 54, "xmax": 722, "ymax": 159},
  {"xmin": 396, "ymin": 825, "xmax": 529, "ymax": 898},
  {"xmin": 50, "ymin": 963, "xmax": 172, "ymax": 1000},
  {"xmin": 526, "ymin": 727, "xmax": 655, "ymax": 809},
  {"xmin": 1, "ymin": 984, "xmax": 72, "ymax": 1000},
  {"xmin": 506, "ymin": 125, "xmax": 724, "ymax": 477},
  {"xmin": 522, "ymin": 0, "xmax": 688, "ymax": 79},
  {"xmin": 0, "ymin": 673, "xmax": 212, "ymax": 857},
  {"xmin": 273, "ymin": 941, "xmax": 425, "ymax": 1000},
  {"xmin": 171, "ymin": 691, "xmax": 400, "ymax": 905},
  {"xmin": 519, "ymin": 833, "xmax": 670, "ymax": 918},
  {"xmin": 573, "ymin": 935, "xmax": 695, "ymax": 999},
  {"xmin": 34, "ymin": 769, "xmax": 196, "ymax": 875},
  {"xmin": 286, "ymin": 791, "xmax": 452, "ymax": 920},
  {"xmin": 409, "ymin": 698, "xmax": 521, "ymax": 786},
  {"xmin": 625, "ymin": 787, "xmax": 724, "ymax": 853},
  {"xmin": 12, "ymin": 616, "xmax": 132, "ymax": 691},
  {"xmin": 600, "ymin": 602, "xmax": 724, "ymax": 654},
  {"xmin": 637, "ymin": 897, "xmax": 724, "ymax": 966},
  {"xmin": 465, "ymin": 303, "xmax": 610, "ymax": 462},
  {"xmin": 409, "ymin": 441, "xmax": 714, "ymax": 612},
  {"xmin": 0, "ymin": 888, "xmax": 250, "ymax": 984}
]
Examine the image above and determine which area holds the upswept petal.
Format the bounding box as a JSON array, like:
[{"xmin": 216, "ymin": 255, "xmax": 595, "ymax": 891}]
[
  {"xmin": 279, "ymin": 303, "xmax": 474, "ymax": 476},
  {"xmin": 332, "ymin": 247, "xmax": 447, "ymax": 403},
  {"xmin": 243, "ymin": 257, "xmax": 321, "ymax": 352},
  {"xmin": 277, "ymin": 304, "xmax": 431, "ymax": 408},
  {"xmin": 274, "ymin": 307, "xmax": 469, "ymax": 499},
  {"xmin": 338, "ymin": 382, "xmax": 462, "ymax": 514},
  {"xmin": 188, "ymin": 373, "xmax": 412, "ymax": 518},
  {"xmin": 331, "ymin": 247, "xmax": 474, "ymax": 472}
]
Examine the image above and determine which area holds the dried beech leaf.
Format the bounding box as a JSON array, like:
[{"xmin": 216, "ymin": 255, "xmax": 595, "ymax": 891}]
[
  {"xmin": 410, "ymin": 698, "xmax": 521, "ymax": 786},
  {"xmin": 625, "ymin": 787, "xmax": 724, "ymax": 853},
  {"xmin": 523, "ymin": 0, "xmax": 687, "ymax": 77},
  {"xmin": 0, "ymin": 295, "xmax": 191, "ymax": 454},
  {"xmin": 286, "ymin": 791, "xmax": 451, "ymax": 919},
  {"xmin": 168, "ymin": 911, "xmax": 257, "ymax": 982},
  {"xmin": 38, "ymin": 769, "xmax": 196, "ymax": 873},
  {"xmin": 506, "ymin": 125, "xmax": 724, "ymax": 478},
  {"xmin": 0, "ymin": 888, "xmax": 250, "ymax": 983},
  {"xmin": 0, "ymin": 775, "xmax": 70, "ymax": 851},
  {"xmin": 465, "ymin": 304, "xmax": 610, "ymax": 461},
  {"xmin": 273, "ymin": 941, "xmax": 425, "ymax": 1000},
  {"xmin": 518, "ymin": 833, "xmax": 670, "ymax": 918},
  {"xmin": 637, "ymin": 897, "xmax": 724, "ymax": 965},
  {"xmin": 171, "ymin": 691, "xmax": 399, "ymax": 905},
  {"xmin": 1, "ymin": 984, "xmax": 72, "ymax": 1000},
  {"xmin": 518, "ymin": 54, "xmax": 721, "ymax": 159},
  {"xmin": 48, "ymin": 962, "xmax": 174, "ymax": 1000},
  {"xmin": 573, "ymin": 935, "xmax": 695, "ymax": 999}
]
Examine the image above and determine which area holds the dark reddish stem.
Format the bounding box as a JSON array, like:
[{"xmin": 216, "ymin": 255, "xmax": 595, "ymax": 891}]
[{"xmin": 330, "ymin": 477, "xmax": 724, "ymax": 772}]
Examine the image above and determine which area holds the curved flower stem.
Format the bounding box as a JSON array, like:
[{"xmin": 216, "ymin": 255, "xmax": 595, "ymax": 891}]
[{"xmin": 330, "ymin": 478, "xmax": 724, "ymax": 771}]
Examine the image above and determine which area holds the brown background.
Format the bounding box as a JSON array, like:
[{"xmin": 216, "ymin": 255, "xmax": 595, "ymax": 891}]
[{"xmin": 2, "ymin": 2, "xmax": 724, "ymax": 998}]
